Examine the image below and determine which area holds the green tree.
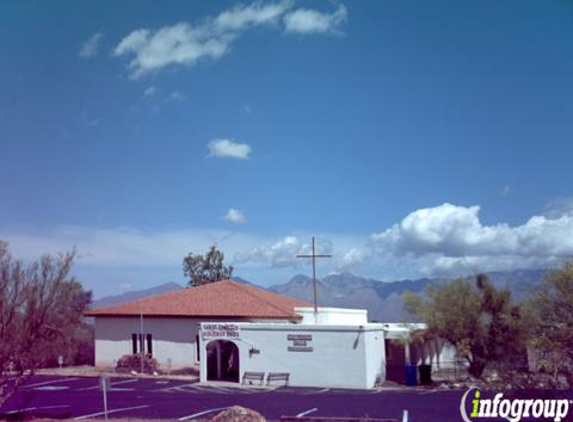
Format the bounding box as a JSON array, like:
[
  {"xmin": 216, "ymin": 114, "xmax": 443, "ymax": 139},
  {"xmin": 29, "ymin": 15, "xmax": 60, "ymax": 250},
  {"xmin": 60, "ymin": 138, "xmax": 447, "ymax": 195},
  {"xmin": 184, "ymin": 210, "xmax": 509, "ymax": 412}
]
[
  {"xmin": 404, "ymin": 274, "xmax": 526, "ymax": 379},
  {"xmin": 528, "ymin": 261, "xmax": 573, "ymax": 387},
  {"xmin": 183, "ymin": 246, "xmax": 233, "ymax": 287},
  {"xmin": 0, "ymin": 241, "xmax": 92, "ymax": 405}
]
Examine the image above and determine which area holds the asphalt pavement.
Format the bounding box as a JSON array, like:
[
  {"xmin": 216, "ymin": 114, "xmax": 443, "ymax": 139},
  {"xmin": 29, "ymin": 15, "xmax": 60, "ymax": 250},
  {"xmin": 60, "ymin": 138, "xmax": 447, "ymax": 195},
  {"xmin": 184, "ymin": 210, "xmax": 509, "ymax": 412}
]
[{"xmin": 0, "ymin": 375, "xmax": 480, "ymax": 422}]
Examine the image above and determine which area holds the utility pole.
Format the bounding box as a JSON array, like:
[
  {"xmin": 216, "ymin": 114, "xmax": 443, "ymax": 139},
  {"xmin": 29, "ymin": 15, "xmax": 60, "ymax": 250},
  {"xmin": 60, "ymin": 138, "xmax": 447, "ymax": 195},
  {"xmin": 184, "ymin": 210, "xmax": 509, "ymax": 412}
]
[
  {"xmin": 296, "ymin": 236, "xmax": 332, "ymax": 320},
  {"xmin": 140, "ymin": 301, "xmax": 145, "ymax": 374}
]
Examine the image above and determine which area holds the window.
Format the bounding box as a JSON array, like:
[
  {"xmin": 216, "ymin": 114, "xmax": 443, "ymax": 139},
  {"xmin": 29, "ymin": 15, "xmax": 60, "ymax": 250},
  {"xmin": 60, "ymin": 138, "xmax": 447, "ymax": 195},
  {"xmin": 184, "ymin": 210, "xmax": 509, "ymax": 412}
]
[
  {"xmin": 146, "ymin": 334, "xmax": 153, "ymax": 356},
  {"xmin": 131, "ymin": 333, "xmax": 153, "ymax": 356}
]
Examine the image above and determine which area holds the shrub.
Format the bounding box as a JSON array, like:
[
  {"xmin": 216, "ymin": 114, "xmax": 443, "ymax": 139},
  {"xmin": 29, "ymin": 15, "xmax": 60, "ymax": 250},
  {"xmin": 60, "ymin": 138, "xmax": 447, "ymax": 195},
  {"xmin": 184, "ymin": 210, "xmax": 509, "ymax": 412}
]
[{"xmin": 115, "ymin": 354, "xmax": 159, "ymax": 374}]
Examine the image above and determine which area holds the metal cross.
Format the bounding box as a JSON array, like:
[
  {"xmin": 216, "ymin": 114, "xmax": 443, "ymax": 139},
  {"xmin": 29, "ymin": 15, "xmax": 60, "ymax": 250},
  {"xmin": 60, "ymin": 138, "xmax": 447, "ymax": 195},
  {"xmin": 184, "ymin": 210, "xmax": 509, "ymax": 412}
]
[{"xmin": 296, "ymin": 236, "xmax": 332, "ymax": 314}]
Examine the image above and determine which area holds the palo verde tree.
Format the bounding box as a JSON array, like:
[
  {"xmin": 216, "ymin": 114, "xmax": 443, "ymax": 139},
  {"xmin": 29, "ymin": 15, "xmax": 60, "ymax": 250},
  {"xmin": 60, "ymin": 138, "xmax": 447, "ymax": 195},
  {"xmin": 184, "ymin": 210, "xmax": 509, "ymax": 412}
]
[
  {"xmin": 527, "ymin": 261, "xmax": 573, "ymax": 387},
  {"xmin": 183, "ymin": 246, "xmax": 233, "ymax": 287},
  {"xmin": 0, "ymin": 241, "xmax": 92, "ymax": 406},
  {"xmin": 404, "ymin": 274, "xmax": 526, "ymax": 379}
]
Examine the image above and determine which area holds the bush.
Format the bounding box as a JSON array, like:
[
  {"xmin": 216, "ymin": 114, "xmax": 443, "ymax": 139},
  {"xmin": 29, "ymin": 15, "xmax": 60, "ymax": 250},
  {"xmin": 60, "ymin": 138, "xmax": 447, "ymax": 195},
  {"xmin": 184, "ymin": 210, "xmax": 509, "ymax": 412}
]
[{"xmin": 115, "ymin": 354, "xmax": 159, "ymax": 374}]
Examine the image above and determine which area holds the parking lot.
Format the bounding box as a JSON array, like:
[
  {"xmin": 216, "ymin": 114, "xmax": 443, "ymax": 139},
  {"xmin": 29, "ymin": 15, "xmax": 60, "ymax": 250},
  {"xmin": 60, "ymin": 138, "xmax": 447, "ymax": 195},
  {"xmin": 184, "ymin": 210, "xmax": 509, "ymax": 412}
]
[{"xmin": 0, "ymin": 375, "xmax": 469, "ymax": 421}]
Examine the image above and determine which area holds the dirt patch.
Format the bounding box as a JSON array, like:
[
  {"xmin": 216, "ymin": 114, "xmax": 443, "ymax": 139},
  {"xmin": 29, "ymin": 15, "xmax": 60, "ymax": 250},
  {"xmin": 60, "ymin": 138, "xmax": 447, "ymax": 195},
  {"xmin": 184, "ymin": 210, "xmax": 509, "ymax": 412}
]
[{"xmin": 34, "ymin": 366, "xmax": 199, "ymax": 382}]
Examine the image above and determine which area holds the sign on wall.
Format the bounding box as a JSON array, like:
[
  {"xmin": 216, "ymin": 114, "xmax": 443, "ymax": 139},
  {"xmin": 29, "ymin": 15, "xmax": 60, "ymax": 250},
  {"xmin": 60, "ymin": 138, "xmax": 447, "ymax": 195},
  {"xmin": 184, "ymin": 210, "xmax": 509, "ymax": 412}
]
[
  {"xmin": 287, "ymin": 333, "xmax": 313, "ymax": 352},
  {"xmin": 201, "ymin": 323, "xmax": 240, "ymax": 340}
]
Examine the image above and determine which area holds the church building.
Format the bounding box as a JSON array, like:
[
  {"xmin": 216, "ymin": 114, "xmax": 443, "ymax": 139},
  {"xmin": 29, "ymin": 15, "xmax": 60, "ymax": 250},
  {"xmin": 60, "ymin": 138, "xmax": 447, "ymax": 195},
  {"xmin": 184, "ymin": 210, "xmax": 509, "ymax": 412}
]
[{"xmin": 86, "ymin": 279, "xmax": 388, "ymax": 389}]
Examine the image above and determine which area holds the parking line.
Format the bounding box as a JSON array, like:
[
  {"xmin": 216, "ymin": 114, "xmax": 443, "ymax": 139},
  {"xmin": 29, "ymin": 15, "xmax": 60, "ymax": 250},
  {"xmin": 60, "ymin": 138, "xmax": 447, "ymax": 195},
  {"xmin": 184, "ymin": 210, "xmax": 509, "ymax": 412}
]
[
  {"xmin": 179, "ymin": 406, "xmax": 229, "ymax": 420},
  {"xmin": 6, "ymin": 407, "xmax": 37, "ymax": 414},
  {"xmin": 111, "ymin": 378, "xmax": 140, "ymax": 386},
  {"xmin": 21, "ymin": 378, "xmax": 79, "ymax": 389},
  {"xmin": 296, "ymin": 408, "xmax": 318, "ymax": 417},
  {"xmin": 7, "ymin": 405, "xmax": 70, "ymax": 414},
  {"xmin": 77, "ymin": 378, "xmax": 139, "ymax": 391},
  {"xmin": 74, "ymin": 404, "xmax": 149, "ymax": 420}
]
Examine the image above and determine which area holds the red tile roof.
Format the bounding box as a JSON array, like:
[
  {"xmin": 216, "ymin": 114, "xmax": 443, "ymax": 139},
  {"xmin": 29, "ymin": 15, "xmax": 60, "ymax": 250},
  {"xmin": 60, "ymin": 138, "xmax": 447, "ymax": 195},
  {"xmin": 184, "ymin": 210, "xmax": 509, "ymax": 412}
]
[{"xmin": 85, "ymin": 280, "xmax": 310, "ymax": 321}]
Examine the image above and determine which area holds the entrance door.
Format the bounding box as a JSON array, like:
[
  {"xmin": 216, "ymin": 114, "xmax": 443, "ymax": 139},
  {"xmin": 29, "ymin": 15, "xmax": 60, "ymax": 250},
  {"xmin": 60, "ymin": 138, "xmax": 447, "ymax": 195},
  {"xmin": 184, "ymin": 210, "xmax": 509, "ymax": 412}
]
[{"xmin": 206, "ymin": 340, "xmax": 239, "ymax": 382}]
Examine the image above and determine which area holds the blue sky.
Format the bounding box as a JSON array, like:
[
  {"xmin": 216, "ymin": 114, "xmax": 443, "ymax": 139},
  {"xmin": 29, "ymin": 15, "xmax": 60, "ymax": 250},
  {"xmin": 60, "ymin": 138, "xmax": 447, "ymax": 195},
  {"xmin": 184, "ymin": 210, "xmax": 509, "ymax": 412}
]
[{"xmin": 1, "ymin": 0, "xmax": 573, "ymax": 298}]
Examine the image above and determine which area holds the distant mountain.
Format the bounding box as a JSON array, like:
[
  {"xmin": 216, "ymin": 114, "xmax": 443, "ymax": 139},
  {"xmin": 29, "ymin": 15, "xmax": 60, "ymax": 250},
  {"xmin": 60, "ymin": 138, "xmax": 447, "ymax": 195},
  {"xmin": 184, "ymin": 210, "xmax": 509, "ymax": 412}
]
[
  {"xmin": 91, "ymin": 282, "xmax": 183, "ymax": 308},
  {"xmin": 268, "ymin": 269, "xmax": 548, "ymax": 323},
  {"xmin": 90, "ymin": 269, "xmax": 548, "ymax": 323},
  {"xmin": 231, "ymin": 276, "xmax": 259, "ymax": 287},
  {"xmin": 481, "ymin": 269, "xmax": 547, "ymax": 301}
]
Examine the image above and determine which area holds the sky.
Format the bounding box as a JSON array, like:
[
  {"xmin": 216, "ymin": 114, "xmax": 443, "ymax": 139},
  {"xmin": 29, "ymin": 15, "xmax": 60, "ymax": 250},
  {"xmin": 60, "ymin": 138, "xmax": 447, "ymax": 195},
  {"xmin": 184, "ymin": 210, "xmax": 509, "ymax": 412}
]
[{"xmin": 1, "ymin": 0, "xmax": 573, "ymax": 298}]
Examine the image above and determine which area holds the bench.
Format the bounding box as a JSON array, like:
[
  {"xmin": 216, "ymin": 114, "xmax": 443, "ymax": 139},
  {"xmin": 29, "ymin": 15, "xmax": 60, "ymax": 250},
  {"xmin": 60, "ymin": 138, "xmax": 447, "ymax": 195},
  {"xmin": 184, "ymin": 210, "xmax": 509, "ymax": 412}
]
[
  {"xmin": 267, "ymin": 372, "xmax": 290, "ymax": 386},
  {"xmin": 242, "ymin": 371, "xmax": 265, "ymax": 385}
]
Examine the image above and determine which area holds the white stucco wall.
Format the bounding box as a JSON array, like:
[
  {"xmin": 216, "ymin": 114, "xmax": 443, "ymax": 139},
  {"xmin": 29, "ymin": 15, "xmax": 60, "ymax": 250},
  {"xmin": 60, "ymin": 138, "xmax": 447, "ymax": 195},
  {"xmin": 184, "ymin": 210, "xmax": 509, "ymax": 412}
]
[
  {"xmin": 94, "ymin": 317, "xmax": 201, "ymax": 369},
  {"xmin": 199, "ymin": 322, "xmax": 386, "ymax": 389},
  {"xmin": 364, "ymin": 329, "xmax": 386, "ymax": 386},
  {"xmin": 295, "ymin": 307, "xmax": 369, "ymax": 325}
]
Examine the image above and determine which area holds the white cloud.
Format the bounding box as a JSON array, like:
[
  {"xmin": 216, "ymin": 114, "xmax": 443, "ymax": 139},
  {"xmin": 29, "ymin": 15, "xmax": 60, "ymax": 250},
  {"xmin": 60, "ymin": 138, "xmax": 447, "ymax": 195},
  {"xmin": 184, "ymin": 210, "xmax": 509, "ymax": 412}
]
[
  {"xmin": 169, "ymin": 91, "xmax": 185, "ymax": 101},
  {"xmin": 79, "ymin": 33, "xmax": 104, "ymax": 58},
  {"xmin": 224, "ymin": 208, "xmax": 247, "ymax": 225},
  {"xmin": 544, "ymin": 197, "xmax": 573, "ymax": 218},
  {"xmin": 113, "ymin": 24, "xmax": 230, "ymax": 79},
  {"xmin": 342, "ymin": 247, "xmax": 364, "ymax": 266},
  {"xmin": 4, "ymin": 203, "xmax": 569, "ymax": 288},
  {"xmin": 113, "ymin": 2, "xmax": 347, "ymax": 78},
  {"xmin": 235, "ymin": 236, "xmax": 333, "ymax": 268},
  {"xmin": 501, "ymin": 184, "xmax": 512, "ymax": 197},
  {"xmin": 144, "ymin": 86, "xmax": 156, "ymax": 97},
  {"xmin": 367, "ymin": 203, "xmax": 573, "ymax": 276},
  {"xmin": 207, "ymin": 138, "xmax": 251, "ymax": 159},
  {"xmin": 214, "ymin": 1, "xmax": 293, "ymax": 31},
  {"xmin": 284, "ymin": 4, "xmax": 347, "ymax": 34},
  {"xmin": 0, "ymin": 226, "xmax": 262, "ymax": 268}
]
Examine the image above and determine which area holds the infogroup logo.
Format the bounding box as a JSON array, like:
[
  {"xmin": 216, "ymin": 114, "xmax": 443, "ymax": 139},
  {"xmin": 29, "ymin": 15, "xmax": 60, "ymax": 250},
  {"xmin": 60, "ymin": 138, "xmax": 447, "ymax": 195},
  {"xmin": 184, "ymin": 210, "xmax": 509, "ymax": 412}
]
[{"xmin": 460, "ymin": 388, "xmax": 571, "ymax": 422}]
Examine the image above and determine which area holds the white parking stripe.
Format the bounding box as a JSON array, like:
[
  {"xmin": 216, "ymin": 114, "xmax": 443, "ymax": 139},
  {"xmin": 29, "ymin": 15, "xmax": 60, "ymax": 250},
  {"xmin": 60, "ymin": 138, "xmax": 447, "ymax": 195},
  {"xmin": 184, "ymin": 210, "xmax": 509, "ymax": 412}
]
[
  {"xmin": 296, "ymin": 408, "xmax": 318, "ymax": 417},
  {"xmin": 22, "ymin": 378, "xmax": 79, "ymax": 389},
  {"xmin": 6, "ymin": 407, "xmax": 37, "ymax": 414},
  {"xmin": 74, "ymin": 404, "xmax": 149, "ymax": 420},
  {"xmin": 179, "ymin": 407, "xmax": 229, "ymax": 420},
  {"xmin": 7, "ymin": 405, "xmax": 70, "ymax": 414},
  {"xmin": 111, "ymin": 378, "xmax": 139, "ymax": 386},
  {"xmin": 77, "ymin": 378, "xmax": 140, "ymax": 391}
]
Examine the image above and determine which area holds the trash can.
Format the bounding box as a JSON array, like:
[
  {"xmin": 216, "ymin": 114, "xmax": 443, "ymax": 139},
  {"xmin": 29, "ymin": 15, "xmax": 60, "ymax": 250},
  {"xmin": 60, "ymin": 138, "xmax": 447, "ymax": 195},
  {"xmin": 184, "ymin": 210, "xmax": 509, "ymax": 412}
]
[
  {"xmin": 404, "ymin": 364, "xmax": 418, "ymax": 386},
  {"xmin": 418, "ymin": 364, "xmax": 432, "ymax": 385}
]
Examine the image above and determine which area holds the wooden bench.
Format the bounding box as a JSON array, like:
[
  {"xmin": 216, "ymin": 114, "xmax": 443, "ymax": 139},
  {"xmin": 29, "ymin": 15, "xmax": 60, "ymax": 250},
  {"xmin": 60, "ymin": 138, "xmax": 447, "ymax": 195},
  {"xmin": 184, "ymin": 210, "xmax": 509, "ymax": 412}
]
[
  {"xmin": 242, "ymin": 371, "xmax": 265, "ymax": 385},
  {"xmin": 267, "ymin": 372, "xmax": 290, "ymax": 386}
]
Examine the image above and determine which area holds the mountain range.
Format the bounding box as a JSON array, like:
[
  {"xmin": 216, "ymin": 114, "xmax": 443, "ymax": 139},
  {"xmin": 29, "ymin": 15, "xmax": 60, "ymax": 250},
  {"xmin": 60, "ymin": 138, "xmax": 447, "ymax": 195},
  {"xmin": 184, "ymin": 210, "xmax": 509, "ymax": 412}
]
[{"xmin": 91, "ymin": 269, "xmax": 548, "ymax": 322}]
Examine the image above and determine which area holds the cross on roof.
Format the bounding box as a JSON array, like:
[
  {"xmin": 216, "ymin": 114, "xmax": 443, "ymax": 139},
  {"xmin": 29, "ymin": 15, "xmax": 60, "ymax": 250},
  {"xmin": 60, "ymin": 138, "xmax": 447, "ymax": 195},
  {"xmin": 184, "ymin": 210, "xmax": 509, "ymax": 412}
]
[{"xmin": 296, "ymin": 236, "xmax": 332, "ymax": 314}]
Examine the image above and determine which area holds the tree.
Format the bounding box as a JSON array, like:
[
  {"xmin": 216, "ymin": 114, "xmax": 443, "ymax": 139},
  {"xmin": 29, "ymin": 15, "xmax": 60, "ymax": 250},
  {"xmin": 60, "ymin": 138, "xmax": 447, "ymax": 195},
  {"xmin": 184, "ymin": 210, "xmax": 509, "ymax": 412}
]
[
  {"xmin": 0, "ymin": 241, "xmax": 92, "ymax": 406},
  {"xmin": 528, "ymin": 261, "xmax": 573, "ymax": 387},
  {"xmin": 183, "ymin": 246, "xmax": 233, "ymax": 287},
  {"xmin": 403, "ymin": 274, "xmax": 526, "ymax": 379}
]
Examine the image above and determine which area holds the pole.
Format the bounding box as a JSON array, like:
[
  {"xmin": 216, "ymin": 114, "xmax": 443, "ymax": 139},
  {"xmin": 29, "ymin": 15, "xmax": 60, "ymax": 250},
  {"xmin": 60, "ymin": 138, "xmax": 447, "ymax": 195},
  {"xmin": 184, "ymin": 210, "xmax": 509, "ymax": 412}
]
[
  {"xmin": 140, "ymin": 301, "xmax": 145, "ymax": 374},
  {"xmin": 100, "ymin": 377, "xmax": 109, "ymax": 421},
  {"xmin": 312, "ymin": 236, "xmax": 318, "ymax": 315},
  {"xmin": 295, "ymin": 236, "xmax": 331, "ymax": 324}
]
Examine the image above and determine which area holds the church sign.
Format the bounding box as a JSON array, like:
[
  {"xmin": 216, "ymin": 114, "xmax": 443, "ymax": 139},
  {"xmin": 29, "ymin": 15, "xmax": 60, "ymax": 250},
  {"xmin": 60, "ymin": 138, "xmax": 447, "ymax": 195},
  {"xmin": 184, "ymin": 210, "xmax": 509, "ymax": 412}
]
[
  {"xmin": 201, "ymin": 323, "xmax": 240, "ymax": 340},
  {"xmin": 287, "ymin": 333, "xmax": 313, "ymax": 352}
]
